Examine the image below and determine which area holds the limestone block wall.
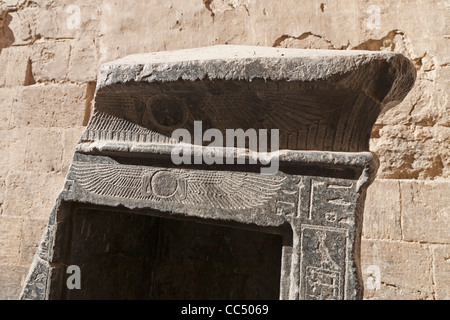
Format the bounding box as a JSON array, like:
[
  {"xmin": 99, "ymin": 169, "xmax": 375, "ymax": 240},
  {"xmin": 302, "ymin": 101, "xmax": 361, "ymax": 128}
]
[{"xmin": 0, "ymin": 0, "xmax": 448, "ymax": 300}]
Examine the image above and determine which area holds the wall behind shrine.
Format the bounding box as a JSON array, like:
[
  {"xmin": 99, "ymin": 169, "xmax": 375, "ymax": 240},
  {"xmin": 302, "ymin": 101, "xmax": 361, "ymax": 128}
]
[{"xmin": 0, "ymin": 0, "xmax": 448, "ymax": 299}]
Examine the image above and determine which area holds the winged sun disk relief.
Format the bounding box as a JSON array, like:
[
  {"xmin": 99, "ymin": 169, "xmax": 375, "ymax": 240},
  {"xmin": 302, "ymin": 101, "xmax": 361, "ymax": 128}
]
[
  {"xmin": 123, "ymin": 91, "xmax": 340, "ymax": 133},
  {"xmin": 72, "ymin": 162, "xmax": 286, "ymax": 210}
]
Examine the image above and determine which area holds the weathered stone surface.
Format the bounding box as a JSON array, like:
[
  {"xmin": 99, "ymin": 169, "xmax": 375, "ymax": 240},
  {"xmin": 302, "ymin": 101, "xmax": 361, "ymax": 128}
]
[
  {"xmin": 19, "ymin": 219, "xmax": 47, "ymax": 266},
  {"xmin": 362, "ymin": 179, "xmax": 450, "ymax": 300},
  {"xmin": 364, "ymin": 28, "xmax": 449, "ymax": 180},
  {"xmin": 0, "ymin": 87, "xmax": 13, "ymax": 128},
  {"xmin": 62, "ymin": 126, "xmax": 85, "ymax": 172},
  {"xmin": 362, "ymin": 239, "xmax": 435, "ymax": 300},
  {"xmin": 0, "ymin": 129, "xmax": 27, "ymax": 174},
  {"xmin": 0, "ymin": 127, "xmax": 65, "ymax": 176},
  {"xmin": 18, "ymin": 255, "xmax": 51, "ymax": 300},
  {"xmin": 0, "ymin": 265, "xmax": 28, "ymax": 300},
  {"xmin": 24, "ymin": 128, "xmax": 64, "ymax": 173},
  {"xmin": 371, "ymin": 124, "xmax": 449, "ymax": 180},
  {"xmin": 1, "ymin": 0, "xmax": 26, "ymax": 10},
  {"xmin": 0, "ymin": 177, "xmax": 5, "ymax": 215},
  {"xmin": 0, "ymin": 5, "xmax": 12, "ymax": 49},
  {"xmin": 68, "ymin": 38, "xmax": 99, "ymax": 82},
  {"xmin": 4, "ymin": 172, "xmax": 65, "ymax": 219},
  {"xmin": 10, "ymin": 84, "xmax": 87, "ymax": 128},
  {"xmin": 432, "ymin": 245, "xmax": 450, "ymax": 300},
  {"xmin": 100, "ymin": 45, "xmax": 415, "ymax": 113},
  {"xmin": 5, "ymin": 9, "xmax": 33, "ymax": 45},
  {"xmin": 30, "ymin": 41, "xmax": 71, "ymax": 82},
  {"xmin": 400, "ymin": 180, "xmax": 450, "ymax": 244},
  {"xmin": 20, "ymin": 46, "xmax": 415, "ymax": 300},
  {"xmin": 0, "ymin": 216, "xmax": 23, "ymax": 265},
  {"xmin": 94, "ymin": 46, "xmax": 415, "ymax": 154},
  {"xmin": 363, "ymin": 180, "xmax": 402, "ymax": 241},
  {"xmin": 34, "ymin": 1, "xmax": 100, "ymax": 40},
  {"xmin": 0, "ymin": 46, "xmax": 31, "ymax": 86}
]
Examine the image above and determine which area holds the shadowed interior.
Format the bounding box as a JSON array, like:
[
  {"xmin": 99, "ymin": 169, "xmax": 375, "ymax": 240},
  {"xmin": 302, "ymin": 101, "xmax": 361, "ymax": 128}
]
[{"xmin": 60, "ymin": 208, "xmax": 283, "ymax": 300}]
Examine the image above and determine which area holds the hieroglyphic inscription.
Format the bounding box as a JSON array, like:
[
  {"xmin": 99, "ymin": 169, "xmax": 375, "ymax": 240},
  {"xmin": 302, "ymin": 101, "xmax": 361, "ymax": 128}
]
[
  {"xmin": 311, "ymin": 181, "xmax": 355, "ymax": 227},
  {"xmin": 276, "ymin": 185, "xmax": 299, "ymax": 218},
  {"xmin": 299, "ymin": 178, "xmax": 355, "ymax": 300},
  {"xmin": 300, "ymin": 225, "xmax": 348, "ymax": 300},
  {"xmin": 305, "ymin": 267, "xmax": 341, "ymax": 300},
  {"xmin": 276, "ymin": 201, "xmax": 296, "ymax": 217},
  {"xmin": 276, "ymin": 177, "xmax": 356, "ymax": 225},
  {"xmin": 275, "ymin": 176, "xmax": 357, "ymax": 300}
]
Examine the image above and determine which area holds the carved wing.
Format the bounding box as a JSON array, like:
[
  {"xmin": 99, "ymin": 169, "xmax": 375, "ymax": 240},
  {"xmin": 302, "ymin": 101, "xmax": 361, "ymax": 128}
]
[
  {"xmin": 181, "ymin": 171, "xmax": 285, "ymax": 209},
  {"xmin": 181, "ymin": 90, "xmax": 342, "ymax": 132},
  {"xmin": 72, "ymin": 162, "xmax": 153, "ymax": 200},
  {"xmin": 255, "ymin": 90, "xmax": 343, "ymax": 129}
]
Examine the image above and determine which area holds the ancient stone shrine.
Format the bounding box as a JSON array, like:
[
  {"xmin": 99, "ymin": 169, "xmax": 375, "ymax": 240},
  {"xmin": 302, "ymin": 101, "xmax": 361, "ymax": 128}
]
[{"xmin": 20, "ymin": 45, "xmax": 416, "ymax": 300}]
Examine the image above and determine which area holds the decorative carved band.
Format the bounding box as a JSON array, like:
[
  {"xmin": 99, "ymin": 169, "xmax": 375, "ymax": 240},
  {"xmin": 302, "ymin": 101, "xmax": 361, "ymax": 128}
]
[{"xmin": 72, "ymin": 162, "xmax": 286, "ymax": 210}]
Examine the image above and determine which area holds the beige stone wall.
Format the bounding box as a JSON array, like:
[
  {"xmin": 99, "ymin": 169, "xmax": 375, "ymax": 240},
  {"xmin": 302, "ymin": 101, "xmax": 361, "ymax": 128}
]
[{"xmin": 0, "ymin": 0, "xmax": 448, "ymax": 300}]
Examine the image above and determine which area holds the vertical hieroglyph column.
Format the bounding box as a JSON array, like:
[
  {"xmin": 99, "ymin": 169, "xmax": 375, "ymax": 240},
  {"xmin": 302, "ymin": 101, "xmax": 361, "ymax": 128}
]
[{"xmin": 21, "ymin": 46, "xmax": 416, "ymax": 300}]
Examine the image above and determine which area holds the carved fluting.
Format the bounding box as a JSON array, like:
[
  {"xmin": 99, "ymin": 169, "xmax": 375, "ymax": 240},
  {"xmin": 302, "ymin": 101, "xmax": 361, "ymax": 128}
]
[
  {"xmin": 82, "ymin": 111, "xmax": 178, "ymax": 144},
  {"xmin": 94, "ymin": 85, "xmax": 378, "ymax": 152},
  {"xmin": 72, "ymin": 162, "xmax": 286, "ymax": 210}
]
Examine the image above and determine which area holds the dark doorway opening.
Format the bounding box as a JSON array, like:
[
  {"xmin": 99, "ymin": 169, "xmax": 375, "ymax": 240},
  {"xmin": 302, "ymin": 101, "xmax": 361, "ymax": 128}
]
[{"xmin": 62, "ymin": 208, "xmax": 283, "ymax": 300}]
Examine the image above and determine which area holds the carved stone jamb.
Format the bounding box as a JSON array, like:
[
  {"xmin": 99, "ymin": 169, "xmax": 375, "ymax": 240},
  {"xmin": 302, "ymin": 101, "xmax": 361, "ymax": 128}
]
[{"xmin": 20, "ymin": 46, "xmax": 416, "ymax": 300}]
